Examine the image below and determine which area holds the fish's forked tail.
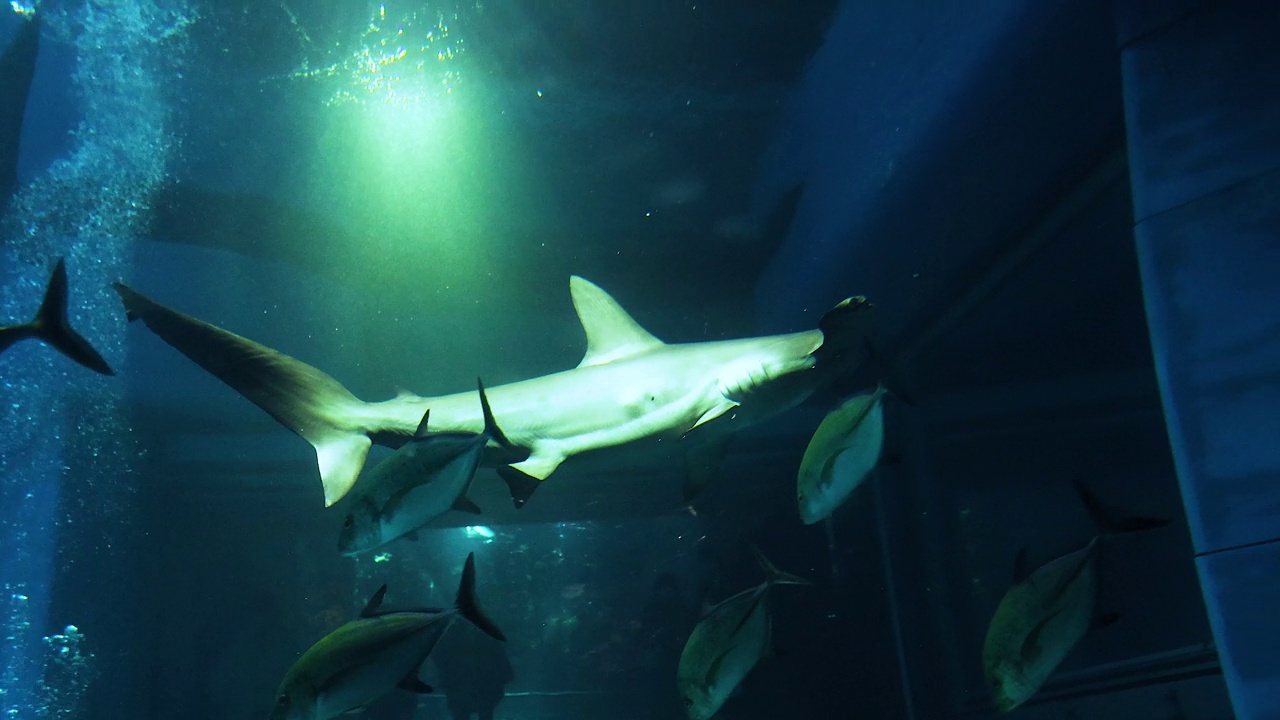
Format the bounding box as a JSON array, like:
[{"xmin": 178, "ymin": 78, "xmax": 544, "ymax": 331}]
[
  {"xmin": 1072, "ymin": 480, "xmax": 1170, "ymax": 536},
  {"xmin": 113, "ymin": 283, "xmax": 374, "ymax": 507},
  {"xmin": 454, "ymin": 552, "xmax": 506, "ymax": 642},
  {"xmin": 0, "ymin": 258, "xmax": 115, "ymax": 375},
  {"xmin": 753, "ymin": 547, "xmax": 813, "ymax": 588}
]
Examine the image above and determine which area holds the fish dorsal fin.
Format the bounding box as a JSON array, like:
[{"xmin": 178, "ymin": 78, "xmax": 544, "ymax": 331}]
[
  {"xmin": 570, "ymin": 276, "xmax": 664, "ymax": 368},
  {"xmin": 361, "ymin": 585, "xmax": 388, "ymax": 618}
]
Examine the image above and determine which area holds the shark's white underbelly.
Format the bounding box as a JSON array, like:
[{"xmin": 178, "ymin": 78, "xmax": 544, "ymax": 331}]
[{"xmin": 364, "ymin": 331, "xmax": 823, "ymax": 474}]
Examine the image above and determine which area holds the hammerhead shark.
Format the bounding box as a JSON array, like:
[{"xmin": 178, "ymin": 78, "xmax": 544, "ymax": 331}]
[{"xmin": 113, "ymin": 276, "xmax": 874, "ymax": 509}]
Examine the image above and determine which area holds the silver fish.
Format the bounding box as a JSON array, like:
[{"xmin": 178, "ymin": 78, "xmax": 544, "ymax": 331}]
[
  {"xmin": 270, "ymin": 552, "xmax": 504, "ymax": 720},
  {"xmin": 677, "ymin": 549, "xmax": 810, "ymax": 720},
  {"xmin": 337, "ymin": 379, "xmax": 517, "ymax": 556},
  {"xmin": 983, "ymin": 482, "xmax": 1168, "ymax": 711},
  {"xmin": 983, "ymin": 538, "xmax": 1100, "ymax": 712},
  {"xmin": 796, "ymin": 385, "xmax": 886, "ymax": 525}
]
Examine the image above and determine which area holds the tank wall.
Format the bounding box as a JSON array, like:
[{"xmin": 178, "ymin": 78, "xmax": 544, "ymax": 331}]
[{"xmin": 1119, "ymin": 3, "xmax": 1280, "ymax": 718}]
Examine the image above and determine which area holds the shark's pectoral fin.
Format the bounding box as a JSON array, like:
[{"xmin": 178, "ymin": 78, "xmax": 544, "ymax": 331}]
[
  {"xmin": 684, "ymin": 399, "xmax": 739, "ymax": 438},
  {"xmin": 452, "ymin": 495, "xmax": 483, "ymax": 515},
  {"xmin": 509, "ymin": 451, "xmax": 565, "ymax": 480},
  {"xmin": 683, "ymin": 439, "xmax": 729, "ymax": 505},
  {"xmin": 315, "ymin": 433, "xmax": 372, "ymax": 507}
]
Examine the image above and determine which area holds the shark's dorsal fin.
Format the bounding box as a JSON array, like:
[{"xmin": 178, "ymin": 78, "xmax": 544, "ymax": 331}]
[{"xmin": 570, "ymin": 276, "xmax": 664, "ymax": 368}]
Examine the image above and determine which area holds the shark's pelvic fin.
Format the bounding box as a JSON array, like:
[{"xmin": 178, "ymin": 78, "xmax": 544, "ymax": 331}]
[
  {"xmin": 508, "ymin": 447, "xmax": 566, "ymax": 482},
  {"xmin": 113, "ymin": 283, "xmax": 375, "ymax": 506},
  {"xmin": 686, "ymin": 398, "xmax": 739, "ymax": 435},
  {"xmin": 570, "ymin": 276, "xmax": 665, "ymax": 368}
]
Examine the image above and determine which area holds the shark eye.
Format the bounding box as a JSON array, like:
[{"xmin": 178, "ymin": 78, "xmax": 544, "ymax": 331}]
[
  {"xmin": 276, "ymin": 693, "xmax": 290, "ymax": 706},
  {"xmin": 343, "ymin": 515, "xmax": 353, "ymax": 529}
]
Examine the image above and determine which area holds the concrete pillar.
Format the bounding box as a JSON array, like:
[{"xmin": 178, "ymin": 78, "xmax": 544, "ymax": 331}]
[{"xmin": 1119, "ymin": 4, "xmax": 1280, "ymax": 718}]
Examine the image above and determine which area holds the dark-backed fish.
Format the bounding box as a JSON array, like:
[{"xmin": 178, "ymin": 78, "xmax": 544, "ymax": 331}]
[
  {"xmin": 677, "ymin": 549, "xmax": 810, "ymax": 720},
  {"xmin": 983, "ymin": 482, "xmax": 1168, "ymax": 711},
  {"xmin": 796, "ymin": 384, "xmax": 886, "ymax": 524},
  {"xmin": 337, "ymin": 379, "xmax": 519, "ymax": 556},
  {"xmin": 270, "ymin": 552, "xmax": 504, "ymax": 720}
]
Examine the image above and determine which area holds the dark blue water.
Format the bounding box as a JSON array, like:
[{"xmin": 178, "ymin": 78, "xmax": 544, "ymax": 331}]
[{"xmin": 3, "ymin": 2, "xmax": 1271, "ymax": 719}]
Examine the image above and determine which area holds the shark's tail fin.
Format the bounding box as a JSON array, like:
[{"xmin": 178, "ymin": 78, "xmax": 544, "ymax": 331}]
[
  {"xmin": 753, "ymin": 547, "xmax": 813, "ymax": 588},
  {"xmin": 113, "ymin": 283, "xmax": 373, "ymax": 506},
  {"xmin": 0, "ymin": 258, "xmax": 114, "ymax": 375},
  {"xmin": 1073, "ymin": 480, "xmax": 1170, "ymax": 537},
  {"xmin": 454, "ymin": 552, "xmax": 506, "ymax": 643}
]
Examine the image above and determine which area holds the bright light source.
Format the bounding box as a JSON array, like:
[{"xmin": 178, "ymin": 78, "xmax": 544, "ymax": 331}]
[{"xmin": 464, "ymin": 525, "xmax": 496, "ymax": 541}]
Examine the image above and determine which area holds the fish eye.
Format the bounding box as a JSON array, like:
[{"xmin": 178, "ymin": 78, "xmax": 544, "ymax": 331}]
[
  {"xmin": 343, "ymin": 515, "xmax": 353, "ymax": 528},
  {"xmin": 276, "ymin": 694, "xmax": 289, "ymax": 706}
]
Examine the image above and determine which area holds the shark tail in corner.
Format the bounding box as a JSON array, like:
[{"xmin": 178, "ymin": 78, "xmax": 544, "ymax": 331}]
[
  {"xmin": 0, "ymin": 258, "xmax": 114, "ymax": 376},
  {"xmin": 113, "ymin": 282, "xmax": 373, "ymax": 507}
]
